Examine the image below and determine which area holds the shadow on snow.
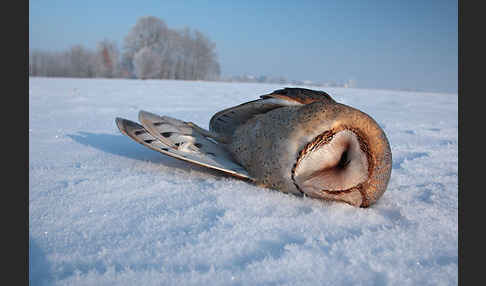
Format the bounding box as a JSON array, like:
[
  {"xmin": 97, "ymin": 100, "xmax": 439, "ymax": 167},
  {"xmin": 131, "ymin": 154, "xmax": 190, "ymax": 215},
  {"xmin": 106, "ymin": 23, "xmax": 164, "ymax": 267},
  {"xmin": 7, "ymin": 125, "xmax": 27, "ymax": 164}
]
[
  {"xmin": 29, "ymin": 236, "xmax": 52, "ymax": 286},
  {"xmin": 67, "ymin": 131, "xmax": 242, "ymax": 180}
]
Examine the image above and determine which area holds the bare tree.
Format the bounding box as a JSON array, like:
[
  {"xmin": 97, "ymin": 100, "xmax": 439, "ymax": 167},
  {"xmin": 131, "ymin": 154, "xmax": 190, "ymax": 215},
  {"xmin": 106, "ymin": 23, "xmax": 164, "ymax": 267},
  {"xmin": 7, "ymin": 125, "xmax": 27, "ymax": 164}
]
[{"xmin": 95, "ymin": 39, "xmax": 120, "ymax": 78}]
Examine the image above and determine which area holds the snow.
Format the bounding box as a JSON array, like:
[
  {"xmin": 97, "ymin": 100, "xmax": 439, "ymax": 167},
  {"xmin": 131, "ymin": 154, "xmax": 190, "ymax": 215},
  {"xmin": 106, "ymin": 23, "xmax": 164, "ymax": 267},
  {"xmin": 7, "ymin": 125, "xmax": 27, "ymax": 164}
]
[{"xmin": 29, "ymin": 77, "xmax": 458, "ymax": 285}]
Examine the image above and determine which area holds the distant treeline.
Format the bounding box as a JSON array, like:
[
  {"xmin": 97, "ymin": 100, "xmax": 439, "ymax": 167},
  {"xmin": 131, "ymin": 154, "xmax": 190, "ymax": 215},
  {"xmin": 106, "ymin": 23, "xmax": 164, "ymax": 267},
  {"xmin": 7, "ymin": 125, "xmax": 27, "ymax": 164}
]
[{"xmin": 29, "ymin": 16, "xmax": 221, "ymax": 81}]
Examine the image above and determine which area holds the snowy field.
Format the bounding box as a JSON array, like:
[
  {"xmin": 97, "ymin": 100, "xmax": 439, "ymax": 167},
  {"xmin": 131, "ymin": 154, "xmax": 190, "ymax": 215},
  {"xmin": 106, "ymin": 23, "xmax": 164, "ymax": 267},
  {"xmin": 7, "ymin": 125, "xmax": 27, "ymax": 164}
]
[{"xmin": 29, "ymin": 77, "xmax": 458, "ymax": 285}]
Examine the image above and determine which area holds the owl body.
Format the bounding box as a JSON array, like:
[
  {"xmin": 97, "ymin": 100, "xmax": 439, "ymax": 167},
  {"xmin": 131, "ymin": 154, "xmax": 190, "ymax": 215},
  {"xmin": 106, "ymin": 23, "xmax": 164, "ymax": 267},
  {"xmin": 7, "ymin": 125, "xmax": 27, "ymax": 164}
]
[
  {"xmin": 116, "ymin": 88, "xmax": 392, "ymax": 207},
  {"xmin": 228, "ymin": 105, "xmax": 301, "ymax": 195}
]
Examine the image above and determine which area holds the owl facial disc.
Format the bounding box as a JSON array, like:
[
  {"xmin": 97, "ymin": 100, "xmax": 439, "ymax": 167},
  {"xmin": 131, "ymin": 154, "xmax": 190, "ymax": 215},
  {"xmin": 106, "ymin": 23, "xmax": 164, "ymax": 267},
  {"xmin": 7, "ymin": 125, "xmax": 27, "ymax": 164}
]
[{"xmin": 293, "ymin": 129, "xmax": 369, "ymax": 201}]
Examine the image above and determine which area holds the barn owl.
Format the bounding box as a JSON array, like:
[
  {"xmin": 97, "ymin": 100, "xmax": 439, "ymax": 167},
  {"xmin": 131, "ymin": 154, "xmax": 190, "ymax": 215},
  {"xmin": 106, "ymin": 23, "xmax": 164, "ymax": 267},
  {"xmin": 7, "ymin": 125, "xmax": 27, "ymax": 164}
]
[{"xmin": 116, "ymin": 88, "xmax": 392, "ymax": 207}]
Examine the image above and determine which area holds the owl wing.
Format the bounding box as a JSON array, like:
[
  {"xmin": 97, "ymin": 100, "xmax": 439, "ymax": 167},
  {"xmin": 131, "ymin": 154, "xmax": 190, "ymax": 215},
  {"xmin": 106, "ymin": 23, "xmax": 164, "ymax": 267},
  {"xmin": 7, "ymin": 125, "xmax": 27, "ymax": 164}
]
[
  {"xmin": 115, "ymin": 115, "xmax": 253, "ymax": 181},
  {"xmin": 260, "ymin": 87, "xmax": 336, "ymax": 105},
  {"xmin": 209, "ymin": 88, "xmax": 336, "ymax": 137}
]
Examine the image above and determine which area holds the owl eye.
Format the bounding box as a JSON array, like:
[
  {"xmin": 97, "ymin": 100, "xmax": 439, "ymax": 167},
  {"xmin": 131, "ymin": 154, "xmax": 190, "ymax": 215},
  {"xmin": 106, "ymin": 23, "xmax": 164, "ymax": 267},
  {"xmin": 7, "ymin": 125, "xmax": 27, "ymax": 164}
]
[
  {"xmin": 337, "ymin": 150, "xmax": 350, "ymax": 169},
  {"xmin": 292, "ymin": 130, "xmax": 369, "ymax": 195}
]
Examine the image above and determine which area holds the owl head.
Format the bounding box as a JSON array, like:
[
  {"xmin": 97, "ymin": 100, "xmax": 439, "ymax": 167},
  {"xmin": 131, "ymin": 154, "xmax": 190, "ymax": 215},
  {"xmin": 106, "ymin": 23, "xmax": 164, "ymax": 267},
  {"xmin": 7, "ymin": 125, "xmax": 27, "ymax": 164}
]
[{"xmin": 291, "ymin": 101, "xmax": 392, "ymax": 207}]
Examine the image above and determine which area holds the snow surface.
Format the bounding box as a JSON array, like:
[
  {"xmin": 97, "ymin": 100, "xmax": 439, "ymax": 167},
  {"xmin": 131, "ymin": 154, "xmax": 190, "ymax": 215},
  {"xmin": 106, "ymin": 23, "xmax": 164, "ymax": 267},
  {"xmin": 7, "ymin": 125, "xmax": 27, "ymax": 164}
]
[{"xmin": 29, "ymin": 77, "xmax": 458, "ymax": 285}]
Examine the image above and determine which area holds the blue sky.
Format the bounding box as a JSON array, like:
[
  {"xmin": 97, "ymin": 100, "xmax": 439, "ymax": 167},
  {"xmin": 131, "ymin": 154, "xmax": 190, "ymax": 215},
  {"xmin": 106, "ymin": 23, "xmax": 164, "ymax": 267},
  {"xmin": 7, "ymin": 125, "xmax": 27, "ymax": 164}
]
[{"xmin": 29, "ymin": 0, "xmax": 458, "ymax": 93}]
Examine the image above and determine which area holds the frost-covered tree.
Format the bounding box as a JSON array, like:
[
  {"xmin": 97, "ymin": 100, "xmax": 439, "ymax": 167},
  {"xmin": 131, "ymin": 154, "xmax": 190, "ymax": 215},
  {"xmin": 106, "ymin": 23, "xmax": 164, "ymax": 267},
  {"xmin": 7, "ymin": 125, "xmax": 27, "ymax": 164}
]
[
  {"xmin": 123, "ymin": 16, "xmax": 220, "ymax": 80},
  {"xmin": 29, "ymin": 47, "xmax": 96, "ymax": 78},
  {"xmin": 123, "ymin": 16, "xmax": 169, "ymax": 78},
  {"xmin": 207, "ymin": 60, "xmax": 221, "ymax": 81},
  {"xmin": 29, "ymin": 16, "xmax": 221, "ymax": 81},
  {"xmin": 29, "ymin": 50, "xmax": 61, "ymax": 77},
  {"xmin": 191, "ymin": 30, "xmax": 220, "ymax": 80},
  {"xmin": 160, "ymin": 29, "xmax": 183, "ymax": 79},
  {"xmin": 29, "ymin": 50, "xmax": 44, "ymax": 76},
  {"xmin": 66, "ymin": 45, "xmax": 96, "ymax": 78},
  {"xmin": 172, "ymin": 27, "xmax": 220, "ymax": 81},
  {"xmin": 175, "ymin": 27, "xmax": 195, "ymax": 80},
  {"xmin": 133, "ymin": 47, "xmax": 162, "ymax": 79}
]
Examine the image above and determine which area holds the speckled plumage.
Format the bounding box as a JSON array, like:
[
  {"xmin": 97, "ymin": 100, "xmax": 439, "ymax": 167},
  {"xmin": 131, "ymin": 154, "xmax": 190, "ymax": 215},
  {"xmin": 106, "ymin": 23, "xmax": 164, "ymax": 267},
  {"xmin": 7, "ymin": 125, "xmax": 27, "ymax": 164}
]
[{"xmin": 116, "ymin": 88, "xmax": 392, "ymax": 207}]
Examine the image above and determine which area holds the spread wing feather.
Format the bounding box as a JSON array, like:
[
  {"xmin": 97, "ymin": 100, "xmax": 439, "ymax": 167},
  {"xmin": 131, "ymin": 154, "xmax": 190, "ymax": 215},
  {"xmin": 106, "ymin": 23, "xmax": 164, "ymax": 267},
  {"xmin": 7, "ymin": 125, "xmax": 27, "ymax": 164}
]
[{"xmin": 115, "ymin": 116, "xmax": 253, "ymax": 180}]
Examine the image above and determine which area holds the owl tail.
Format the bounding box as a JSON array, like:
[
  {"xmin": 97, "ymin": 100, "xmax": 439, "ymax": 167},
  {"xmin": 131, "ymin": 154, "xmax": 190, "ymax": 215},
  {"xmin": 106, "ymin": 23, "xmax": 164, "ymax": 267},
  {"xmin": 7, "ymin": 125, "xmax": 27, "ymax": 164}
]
[{"xmin": 115, "ymin": 111, "xmax": 253, "ymax": 181}]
